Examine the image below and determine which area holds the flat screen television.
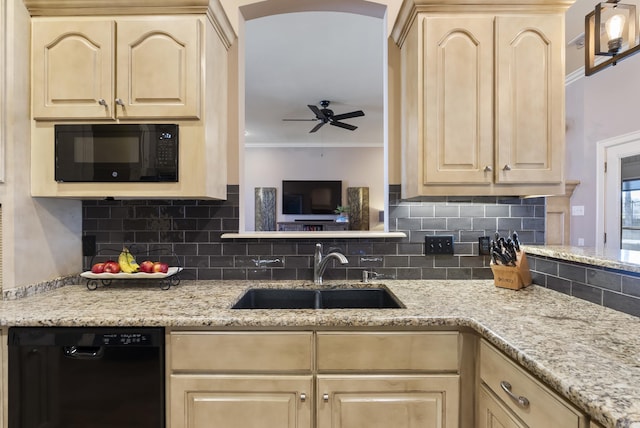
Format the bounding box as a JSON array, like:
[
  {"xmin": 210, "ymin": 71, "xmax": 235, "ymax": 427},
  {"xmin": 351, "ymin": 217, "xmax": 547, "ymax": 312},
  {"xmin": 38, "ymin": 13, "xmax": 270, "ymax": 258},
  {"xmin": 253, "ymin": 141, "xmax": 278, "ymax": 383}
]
[{"xmin": 282, "ymin": 180, "xmax": 342, "ymax": 215}]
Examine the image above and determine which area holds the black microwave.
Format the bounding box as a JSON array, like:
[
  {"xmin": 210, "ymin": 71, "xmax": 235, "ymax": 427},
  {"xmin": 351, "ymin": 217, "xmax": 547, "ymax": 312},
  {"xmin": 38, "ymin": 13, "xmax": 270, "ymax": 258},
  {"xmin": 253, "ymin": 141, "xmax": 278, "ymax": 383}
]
[{"xmin": 54, "ymin": 124, "xmax": 178, "ymax": 182}]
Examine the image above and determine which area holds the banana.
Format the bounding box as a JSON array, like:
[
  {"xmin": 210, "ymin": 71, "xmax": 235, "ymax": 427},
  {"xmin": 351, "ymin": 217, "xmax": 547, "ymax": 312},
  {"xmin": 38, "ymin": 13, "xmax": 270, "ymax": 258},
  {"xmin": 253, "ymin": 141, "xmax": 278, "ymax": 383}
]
[
  {"xmin": 127, "ymin": 252, "xmax": 140, "ymax": 273},
  {"xmin": 118, "ymin": 249, "xmax": 133, "ymax": 273},
  {"xmin": 118, "ymin": 247, "xmax": 140, "ymax": 273}
]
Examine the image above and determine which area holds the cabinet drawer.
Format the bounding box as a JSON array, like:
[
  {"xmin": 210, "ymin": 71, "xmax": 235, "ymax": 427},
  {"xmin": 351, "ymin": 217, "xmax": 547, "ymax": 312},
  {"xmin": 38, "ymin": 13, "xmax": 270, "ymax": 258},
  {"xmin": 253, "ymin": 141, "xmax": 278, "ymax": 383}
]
[
  {"xmin": 480, "ymin": 340, "xmax": 587, "ymax": 427},
  {"xmin": 170, "ymin": 331, "xmax": 313, "ymax": 372},
  {"xmin": 317, "ymin": 331, "xmax": 459, "ymax": 372}
]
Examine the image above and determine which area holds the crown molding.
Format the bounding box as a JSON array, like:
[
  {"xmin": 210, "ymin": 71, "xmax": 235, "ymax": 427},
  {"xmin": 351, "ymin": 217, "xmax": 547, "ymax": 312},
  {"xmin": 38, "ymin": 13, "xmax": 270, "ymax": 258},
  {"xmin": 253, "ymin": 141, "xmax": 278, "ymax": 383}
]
[
  {"xmin": 565, "ymin": 66, "xmax": 585, "ymax": 86},
  {"xmin": 391, "ymin": 0, "xmax": 575, "ymax": 47},
  {"xmin": 23, "ymin": 0, "xmax": 236, "ymax": 48},
  {"xmin": 24, "ymin": 0, "xmax": 210, "ymax": 16},
  {"xmin": 392, "ymin": 0, "xmax": 576, "ymax": 46}
]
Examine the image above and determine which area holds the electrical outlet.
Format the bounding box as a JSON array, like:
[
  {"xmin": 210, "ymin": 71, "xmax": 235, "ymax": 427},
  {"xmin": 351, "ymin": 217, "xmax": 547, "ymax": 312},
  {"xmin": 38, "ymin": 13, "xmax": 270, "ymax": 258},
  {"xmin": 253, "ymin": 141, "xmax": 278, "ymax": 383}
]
[
  {"xmin": 425, "ymin": 235, "xmax": 454, "ymax": 255},
  {"xmin": 82, "ymin": 235, "xmax": 96, "ymax": 257},
  {"xmin": 478, "ymin": 236, "xmax": 491, "ymax": 255}
]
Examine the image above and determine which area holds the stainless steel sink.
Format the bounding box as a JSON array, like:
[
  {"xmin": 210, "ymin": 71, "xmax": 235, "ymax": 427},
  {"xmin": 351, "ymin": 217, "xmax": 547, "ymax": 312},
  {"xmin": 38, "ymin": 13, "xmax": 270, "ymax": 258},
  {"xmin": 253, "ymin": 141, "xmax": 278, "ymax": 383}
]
[{"xmin": 231, "ymin": 287, "xmax": 403, "ymax": 309}]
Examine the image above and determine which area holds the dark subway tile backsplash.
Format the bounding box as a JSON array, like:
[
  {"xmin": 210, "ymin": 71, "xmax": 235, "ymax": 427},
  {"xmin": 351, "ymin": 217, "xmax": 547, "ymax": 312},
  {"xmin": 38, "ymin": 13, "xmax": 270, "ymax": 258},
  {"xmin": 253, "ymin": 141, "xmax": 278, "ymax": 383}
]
[
  {"xmin": 528, "ymin": 254, "xmax": 640, "ymax": 318},
  {"xmin": 83, "ymin": 185, "xmax": 545, "ymax": 282}
]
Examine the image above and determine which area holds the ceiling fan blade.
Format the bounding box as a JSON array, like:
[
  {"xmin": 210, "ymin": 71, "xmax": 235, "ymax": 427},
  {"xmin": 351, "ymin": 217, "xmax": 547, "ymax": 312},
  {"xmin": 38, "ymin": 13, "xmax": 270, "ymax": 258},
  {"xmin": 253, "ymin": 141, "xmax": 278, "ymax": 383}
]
[
  {"xmin": 282, "ymin": 118, "xmax": 317, "ymax": 121},
  {"xmin": 331, "ymin": 110, "xmax": 365, "ymax": 121},
  {"xmin": 309, "ymin": 121, "xmax": 326, "ymax": 133},
  {"xmin": 330, "ymin": 121, "xmax": 357, "ymax": 131},
  {"xmin": 308, "ymin": 105, "xmax": 327, "ymax": 120}
]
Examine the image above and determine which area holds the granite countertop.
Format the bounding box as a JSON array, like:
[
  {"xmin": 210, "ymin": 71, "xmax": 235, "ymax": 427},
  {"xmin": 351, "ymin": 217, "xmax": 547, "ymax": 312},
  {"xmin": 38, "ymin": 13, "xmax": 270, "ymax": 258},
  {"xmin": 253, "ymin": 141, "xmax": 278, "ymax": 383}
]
[
  {"xmin": 524, "ymin": 245, "xmax": 640, "ymax": 274},
  {"xmin": 1, "ymin": 279, "xmax": 639, "ymax": 428}
]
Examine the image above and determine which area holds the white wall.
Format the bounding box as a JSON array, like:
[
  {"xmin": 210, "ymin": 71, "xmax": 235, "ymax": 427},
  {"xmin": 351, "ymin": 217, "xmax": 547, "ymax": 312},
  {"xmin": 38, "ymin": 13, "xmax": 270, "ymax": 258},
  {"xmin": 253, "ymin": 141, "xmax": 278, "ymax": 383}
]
[
  {"xmin": 565, "ymin": 0, "xmax": 640, "ymax": 246},
  {"xmin": 0, "ymin": 0, "xmax": 82, "ymax": 292},
  {"xmin": 244, "ymin": 146, "xmax": 384, "ymax": 230}
]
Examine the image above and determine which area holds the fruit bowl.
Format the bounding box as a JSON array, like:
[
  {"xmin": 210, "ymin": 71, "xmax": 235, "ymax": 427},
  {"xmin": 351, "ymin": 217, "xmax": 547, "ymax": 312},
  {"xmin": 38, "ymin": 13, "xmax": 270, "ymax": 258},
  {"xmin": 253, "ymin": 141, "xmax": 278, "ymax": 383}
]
[
  {"xmin": 81, "ymin": 267, "xmax": 182, "ymax": 280},
  {"xmin": 81, "ymin": 267, "xmax": 183, "ymax": 290},
  {"xmin": 84, "ymin": 246, "xmax": 183, "ymax": 290}
]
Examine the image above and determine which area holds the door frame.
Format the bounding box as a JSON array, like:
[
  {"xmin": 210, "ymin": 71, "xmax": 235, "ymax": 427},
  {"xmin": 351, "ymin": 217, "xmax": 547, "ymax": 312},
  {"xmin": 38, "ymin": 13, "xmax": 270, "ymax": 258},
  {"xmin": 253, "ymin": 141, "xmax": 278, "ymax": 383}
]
[
  {"xmin": 0, "ymin": 0, "xmax": 6, "ymax": 182},
  {"xmin": 596, "ymin": 130, "xmax": 640, "ymax": 250}
]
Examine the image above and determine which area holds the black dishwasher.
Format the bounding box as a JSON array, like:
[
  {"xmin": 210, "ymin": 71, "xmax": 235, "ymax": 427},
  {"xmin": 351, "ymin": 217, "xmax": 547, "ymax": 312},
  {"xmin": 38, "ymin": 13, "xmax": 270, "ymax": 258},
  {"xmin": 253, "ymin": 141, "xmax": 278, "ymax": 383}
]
[{"xmin": 8, "ymin": 327, "xmax": 165, "ymax": 428}]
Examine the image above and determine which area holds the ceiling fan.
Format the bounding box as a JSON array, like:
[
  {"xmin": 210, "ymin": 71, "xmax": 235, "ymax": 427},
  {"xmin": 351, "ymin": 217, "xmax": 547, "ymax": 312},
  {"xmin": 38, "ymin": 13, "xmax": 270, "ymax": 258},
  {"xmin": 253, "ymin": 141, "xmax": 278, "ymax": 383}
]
[{"xmin": 283, "ymin": 100, "xmax": 365, "ymax": 133}]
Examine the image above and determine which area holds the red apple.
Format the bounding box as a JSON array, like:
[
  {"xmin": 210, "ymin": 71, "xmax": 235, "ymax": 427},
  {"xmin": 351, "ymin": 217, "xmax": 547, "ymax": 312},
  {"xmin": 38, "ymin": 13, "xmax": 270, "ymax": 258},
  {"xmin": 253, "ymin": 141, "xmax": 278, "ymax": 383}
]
[
  {"xmin": 139, "ymin": 260, "xmax": 155, "ymax": 273},
  {"xmin": 103, "ymin": 260, "xmax": 121, "ymax": 274},
  {"xmin": 91, "ymin": 262, "xmax": 105, "ymax": 274},
  {"xmin": 152, "ymin": 262, "xmax": 169, "ymax": 273}
]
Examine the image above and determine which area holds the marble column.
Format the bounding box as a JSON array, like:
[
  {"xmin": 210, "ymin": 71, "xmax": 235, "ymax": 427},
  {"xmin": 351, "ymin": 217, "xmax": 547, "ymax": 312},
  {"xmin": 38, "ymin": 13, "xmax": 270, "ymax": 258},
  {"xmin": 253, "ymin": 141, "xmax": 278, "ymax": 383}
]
[
  {"xmin": 255, "ymin": 187, "xmax": 276, "ymax": 231},
  {"xmin": 347, "ymin": 187, "xmax": 369, "ymax": 231}
]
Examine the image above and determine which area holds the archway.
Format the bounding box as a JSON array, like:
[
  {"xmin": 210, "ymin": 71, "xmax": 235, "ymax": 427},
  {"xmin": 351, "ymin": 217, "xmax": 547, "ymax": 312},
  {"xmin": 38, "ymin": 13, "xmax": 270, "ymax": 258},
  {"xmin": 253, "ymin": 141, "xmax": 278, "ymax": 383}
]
[{"xmin": 229, "ymin": 0, "xmax": 399, "ymax": 233}]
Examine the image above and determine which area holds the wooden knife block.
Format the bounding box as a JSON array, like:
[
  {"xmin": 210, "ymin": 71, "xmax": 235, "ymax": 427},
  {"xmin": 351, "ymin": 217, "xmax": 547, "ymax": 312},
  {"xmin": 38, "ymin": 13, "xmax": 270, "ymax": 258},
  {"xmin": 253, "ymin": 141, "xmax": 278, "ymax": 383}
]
[{"xmin": 490, "ymin": 251, "xmax": 532, "ymax": 290}]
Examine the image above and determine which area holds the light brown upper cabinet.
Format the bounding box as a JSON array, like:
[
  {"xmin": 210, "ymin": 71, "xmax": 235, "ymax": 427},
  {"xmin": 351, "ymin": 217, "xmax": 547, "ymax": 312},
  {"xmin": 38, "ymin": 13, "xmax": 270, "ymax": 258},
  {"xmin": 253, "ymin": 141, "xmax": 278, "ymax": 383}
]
[
  {"xmin": 393, "ymin": 3, "xmax": 568, "ymax": 197},
  {"xmin": 32, "ymin": 17, "xmax": 201, "ymax": 120},
  {"xmin": 28, "ymin": 13, "xmax": 231, "ymax": 199}
]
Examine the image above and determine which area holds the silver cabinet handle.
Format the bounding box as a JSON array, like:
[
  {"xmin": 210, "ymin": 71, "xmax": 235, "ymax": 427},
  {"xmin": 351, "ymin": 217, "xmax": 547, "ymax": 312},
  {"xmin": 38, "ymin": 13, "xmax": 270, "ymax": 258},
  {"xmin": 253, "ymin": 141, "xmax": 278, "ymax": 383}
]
[
  {"xmin": 115, "ymin": 98, "xmax": 125, "ymax": 106},
  {"xmin": 500, "ymin": 381, "xmax": 530, "ymax": 408},
  {"xmin": 300, "ymin": 393, "xmax": 306, "ymax": 402},
  {"xmin": 484, "ymin": 166, "xmax": 493, "ymax": 172},
  {"xmin": 503, "ymin": 164, "xmax": 512, "ymax": 171},
  {"xmin": 323, "ymin": 393, "xmax": 329, "ymax": 402},
  {"xmin": 98, "ymin": 99, "xmax": 107, "ymax": 106}
]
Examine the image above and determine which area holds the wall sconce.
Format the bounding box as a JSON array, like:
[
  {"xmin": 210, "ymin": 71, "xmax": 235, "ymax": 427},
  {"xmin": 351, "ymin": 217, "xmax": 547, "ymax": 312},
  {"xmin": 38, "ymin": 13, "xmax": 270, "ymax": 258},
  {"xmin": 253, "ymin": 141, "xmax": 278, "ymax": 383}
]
[{"xmin": 585, "ymin": 0, "xmax": 639, "ymax": 76}]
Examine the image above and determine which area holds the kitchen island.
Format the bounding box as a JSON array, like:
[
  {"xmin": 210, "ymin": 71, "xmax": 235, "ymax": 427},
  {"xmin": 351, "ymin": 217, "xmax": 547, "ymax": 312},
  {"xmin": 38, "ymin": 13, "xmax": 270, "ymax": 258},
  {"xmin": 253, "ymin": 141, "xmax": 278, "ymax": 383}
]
[{"xmin": 0, "ymin": 279, "xmax": 639, "ymax": 427}]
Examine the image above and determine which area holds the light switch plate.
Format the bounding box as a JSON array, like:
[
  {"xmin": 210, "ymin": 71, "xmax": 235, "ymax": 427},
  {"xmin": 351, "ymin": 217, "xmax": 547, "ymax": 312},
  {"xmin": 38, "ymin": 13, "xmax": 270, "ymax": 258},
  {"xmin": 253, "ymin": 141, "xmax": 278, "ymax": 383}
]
[
  {"xmin": 571, "ymin": 205, "xmax": 585, "ymax": 216},
  {"xmin": 425, "ymin": 235, "xmax": 454, "ymax": 255}
]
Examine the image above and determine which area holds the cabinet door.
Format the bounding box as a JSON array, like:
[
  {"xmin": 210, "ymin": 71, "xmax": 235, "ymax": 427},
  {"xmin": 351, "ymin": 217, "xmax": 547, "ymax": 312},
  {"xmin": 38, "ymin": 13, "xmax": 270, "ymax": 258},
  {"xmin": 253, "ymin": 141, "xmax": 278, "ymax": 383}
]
[
  {"xmin": 32, "ymin": 19, "xmax": 115, "ymax": 119},
  {"xmin": 495, "ymin": 15, "xmax": 564, "ymax": 184},
  {"xmin": 480, "ymin": 340, "xmax": 587, "ymax": 427},
  {"xmin": 423, "ymin": 16, "xmax": 494, "ymax": 185},
  {"xmin": 317, "ymin": 375, "xmax": 459, "ymax": 428},
  {"xmin": 478, "ymin": 385, "xmax": 527, "ymax": 428},
  {"xmin": 170, "ymin": 375, "xmax": 312, "ymax": 428},
  {"xmin": 116, "ymin": 17, "xmax": 201, "ymax": 119}
]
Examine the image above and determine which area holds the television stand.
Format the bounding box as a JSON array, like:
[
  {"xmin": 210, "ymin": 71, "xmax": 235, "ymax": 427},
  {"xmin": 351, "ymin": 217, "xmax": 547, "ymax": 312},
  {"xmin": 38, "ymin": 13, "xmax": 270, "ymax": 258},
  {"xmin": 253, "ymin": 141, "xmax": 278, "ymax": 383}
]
[{"xmin": 277, "ymin": 221, "xmax": 348, "ymax": 232}]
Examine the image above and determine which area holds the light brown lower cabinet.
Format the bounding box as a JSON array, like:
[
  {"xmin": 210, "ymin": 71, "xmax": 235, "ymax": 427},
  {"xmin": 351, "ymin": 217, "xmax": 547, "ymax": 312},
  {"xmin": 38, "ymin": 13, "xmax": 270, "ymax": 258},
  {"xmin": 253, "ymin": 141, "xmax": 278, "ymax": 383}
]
[
  {"xmin": 317, "ymin": 375, "xmax": 459, "ymax": 428},
  {"xmin": 170, "ymin": 374, "xmax": 459, "ymax": 428},
  {"xmin": 168, "ymin": 330, "xmax": 461, "ymax": 428},
  {"xmin": 169, "ymin": 375, "xmax": 312, "ymax": 428},
  {"xmin": 478, "ymin": 340, "xmax": 588, "ymax": 428},
  {"xmin": 168, "ymin": 332, "xmax": 595, "ymax": 428}
]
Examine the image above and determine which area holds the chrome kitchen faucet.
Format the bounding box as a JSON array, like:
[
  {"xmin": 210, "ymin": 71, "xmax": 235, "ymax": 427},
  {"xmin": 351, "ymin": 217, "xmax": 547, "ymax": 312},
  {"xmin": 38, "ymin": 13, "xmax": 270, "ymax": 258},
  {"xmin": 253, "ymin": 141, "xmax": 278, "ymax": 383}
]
[{"xmin": 313, "ymin": 243, "xmax": 348, "ymax": 285}]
